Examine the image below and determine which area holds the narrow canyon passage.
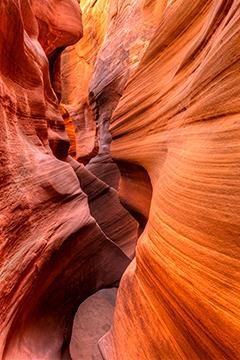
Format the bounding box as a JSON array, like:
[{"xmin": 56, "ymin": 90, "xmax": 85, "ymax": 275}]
[
  {"xmin": 67, "ymin": 159, "xmax": 152, "ymax": 359},
  {"xmin": 1, "ymin": 0, "xmax": 240, "ymax": 360}
]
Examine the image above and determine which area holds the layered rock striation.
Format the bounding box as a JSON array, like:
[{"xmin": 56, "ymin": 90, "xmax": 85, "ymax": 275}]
[
  {"xmin": 1, "ymin": 0, "xmax": 240, "ymax": 359},
  {"xmin": 0, "ymin": 0, "xmax": 137, "ymax": 358},
  {"xmin": 100, "ymin": 1, "xmax": 240, "ymax": 359}
]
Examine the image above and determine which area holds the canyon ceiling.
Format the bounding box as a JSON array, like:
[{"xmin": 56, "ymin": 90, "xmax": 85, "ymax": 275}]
[{"xmin": 0, "ymin": 0, "xmax": 240, "ymax": 359}]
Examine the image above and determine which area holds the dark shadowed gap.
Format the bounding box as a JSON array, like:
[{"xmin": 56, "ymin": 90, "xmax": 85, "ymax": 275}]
[{"xmin": 116, "ymin": 160, "xmax": 153, "ymax": 236}]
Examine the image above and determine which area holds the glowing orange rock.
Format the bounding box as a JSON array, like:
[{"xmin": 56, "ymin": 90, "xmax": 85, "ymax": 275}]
[
  {"xmin": 61, "ymin": 0, "xmax": 111, "ymax": 161},
  {"xmin": 98, "ymin": 1, "xmax": 240, "ymax": 359}
]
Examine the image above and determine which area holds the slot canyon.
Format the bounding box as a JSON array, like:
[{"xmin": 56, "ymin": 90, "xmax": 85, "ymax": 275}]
[{"xmin": 0, "ymin": 0, "xmax": 240, "ymax": 359}]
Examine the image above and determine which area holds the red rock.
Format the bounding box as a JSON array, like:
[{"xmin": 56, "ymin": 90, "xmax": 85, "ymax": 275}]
[
  {"xmin": 1, "ymin": 0, "xmax": 240, "ymax": 359},
  {"xmin": 61, "ymin": 0, "xmax": 111, "ymax": 161},
  {"xmin": 100, "ymin": 1, "xmax": 240, "ymax": 359},
  {"xmin": 0, "ymin": 1, "xmax": 132, "ymax": 358},
  {"xmin": 69, "ymin": 156, "xmax": 138, "ymax": 258}
]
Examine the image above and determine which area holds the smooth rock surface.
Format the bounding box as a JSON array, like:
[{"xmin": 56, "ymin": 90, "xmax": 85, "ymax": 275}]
[
  {"xmin": 1, "ymin": 0, "xmax": 240, "ymax": 360},
  {"xmin": 99, "ymin": 1, "xmax": 240, "ymax": 359},
  {"xmin": 0, "ymin": 1, "xmax": 132, "ymax": 359},
  {"xmin": 70, "ymin": 288, "xmax": 117, "ymax": 360},
  {"xmin": 61, "ymin": 0, "xmax": 169, "ymax": 161},
  {"xmin": 61, "ymin": 0, "xmax": 111, "ymax": 161}
]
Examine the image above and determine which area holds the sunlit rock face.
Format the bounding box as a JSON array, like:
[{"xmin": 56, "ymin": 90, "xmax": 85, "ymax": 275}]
[
  {"xmin": 99, "ymin": 0, "xmax": 240, "ymax": 359},
  {"xmin": 1, "ymin": 0, "xmax": 240, "ymax": 359},
  {"xmin": 61, "ymin": 0, "xmax": 168, "ymax": 161},
  {"xmin": 61, "ymin": 0, "xmax": 111, "ymax": 161},
  {"xmin": 61, "ymin": 0, "xmax": 167, "ymax": 230}
]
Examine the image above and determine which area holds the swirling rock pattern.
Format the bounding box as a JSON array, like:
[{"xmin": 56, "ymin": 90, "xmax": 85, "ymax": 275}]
[
  {"xmin": 1, "ymin": 0, "xmax": 240, "ymax": 359},
  {"xmin": 61, "ymin": 0, "xmax": 111, "ymax": 161},
  {"xmin": 61, "ymin": 0, "xmax": 169, "ymax": 161},
  {"xmin": 0, "ymin": 0, "xmax": 135, "ymax": 358},
  {"xmin": 98, "ymin": 0, "xmax": 240, "ymax": 359}
]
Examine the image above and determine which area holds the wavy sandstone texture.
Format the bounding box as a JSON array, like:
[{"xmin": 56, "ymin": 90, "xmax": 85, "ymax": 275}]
[
  {"xmin": 61, "ymin": 0, "xmax": 169, "ymax": 161},
  {"xmin": 0, "ymin": 0, "xmax": 137, "ymax": 358},
  {"xmin": 98, "ymin": 0, "xmax": 240, "ymax": 359},
  {"xmin": 61, "ymin": 0, "xmax": 111, "ymax": 161},
  {"xmin": 1, "ymin": 0, "xmax": 240, "ymax": 360}
]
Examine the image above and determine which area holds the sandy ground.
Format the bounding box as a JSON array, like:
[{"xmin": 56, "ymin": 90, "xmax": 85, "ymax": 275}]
[{"xmin": 70, "ymin": 288, "xmax": 117, "ymax": 360}]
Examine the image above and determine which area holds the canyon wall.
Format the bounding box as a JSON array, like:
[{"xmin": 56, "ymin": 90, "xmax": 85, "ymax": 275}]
[
  {"xmin": 61, "ymin": 0, "xmax": 111, "ymax": 161},
  {"xmin": 61, "ymin": 0, "xmax": 169, "ymax": 161},
  {"xmin": 0, "ymin": 0, "xmax": 240, "ymax": 359},
  {"xmin": 0, "ymin": 1, "xmax": 137, "ymax": 358},
  {"xmin": 100, "ymin": 0, "xmax": 240, "ymax": 359}
]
